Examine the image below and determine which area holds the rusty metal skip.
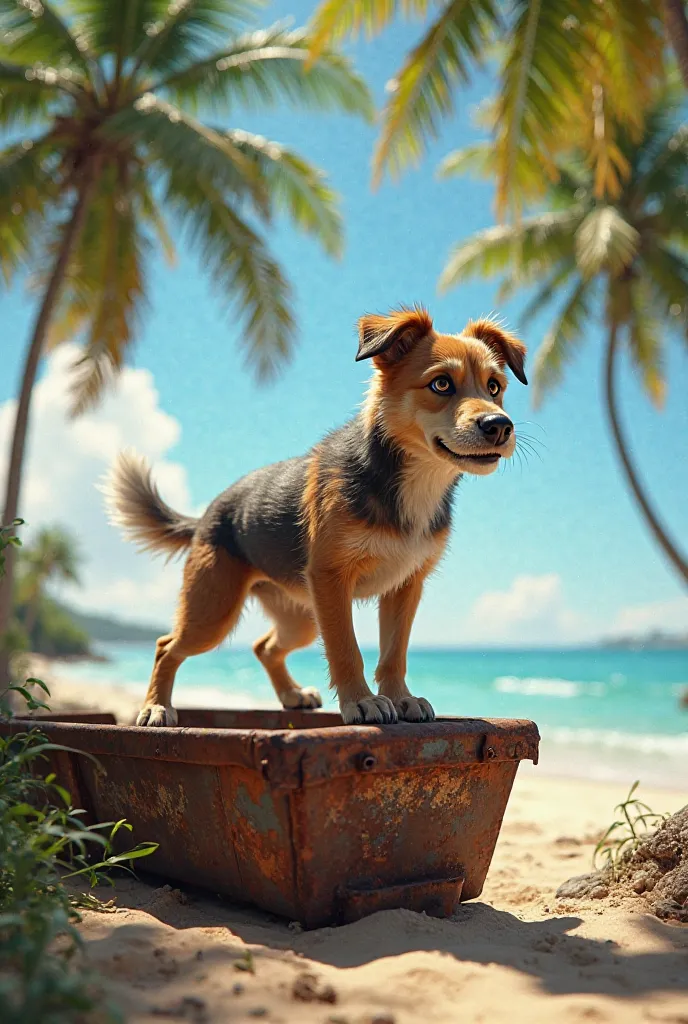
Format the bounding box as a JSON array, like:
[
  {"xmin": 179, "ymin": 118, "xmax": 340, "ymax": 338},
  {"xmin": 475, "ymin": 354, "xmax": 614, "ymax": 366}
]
[{"xmin": 2, "ymin": 708, "xmax": 539, "ymax": 928}]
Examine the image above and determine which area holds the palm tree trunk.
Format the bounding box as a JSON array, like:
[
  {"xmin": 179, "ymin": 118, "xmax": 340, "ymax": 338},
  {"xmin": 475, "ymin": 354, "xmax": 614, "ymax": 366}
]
[
  {"xmin": 0, "ymin": 175, "xmax": 95, "ymax": 684},
  {"xmin": 605, "ymin": 324, "xmax": 688, "ymax": 586},
  {"xmin": 662, "ymin": 0, "xmax": 688, "ymax": 90}
]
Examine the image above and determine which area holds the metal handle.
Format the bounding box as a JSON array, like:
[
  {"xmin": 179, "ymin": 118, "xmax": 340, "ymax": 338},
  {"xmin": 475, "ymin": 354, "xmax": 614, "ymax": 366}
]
[{"xmin": 337, "ymin": 874, "xmax": 464, "ymax": 924}]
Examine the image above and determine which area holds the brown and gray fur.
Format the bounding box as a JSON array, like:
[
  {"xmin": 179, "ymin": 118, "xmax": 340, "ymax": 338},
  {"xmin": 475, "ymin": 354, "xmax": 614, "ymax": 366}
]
[{"xmin": 104, "ymin": 307, "xmax": 527, "ymax": 727}]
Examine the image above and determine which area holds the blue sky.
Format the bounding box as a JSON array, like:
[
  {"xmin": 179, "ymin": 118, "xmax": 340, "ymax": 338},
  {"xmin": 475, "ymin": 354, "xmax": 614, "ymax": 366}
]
[{"xmin": 1, "ymin": 0, "xmax": 687, "ymax": 646}]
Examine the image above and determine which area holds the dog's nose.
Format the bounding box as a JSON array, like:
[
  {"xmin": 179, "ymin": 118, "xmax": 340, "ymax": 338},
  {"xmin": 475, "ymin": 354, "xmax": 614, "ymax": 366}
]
[{"xmin": 477, "ymin": 413, "xmax": 513, "ymax": 446}]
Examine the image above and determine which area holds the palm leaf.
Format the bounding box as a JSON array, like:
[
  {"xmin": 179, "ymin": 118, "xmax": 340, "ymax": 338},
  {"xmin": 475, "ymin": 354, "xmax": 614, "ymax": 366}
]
[
  {"xmin": 100, "ymin": 98, "xmax": 268, "ymax": 215},
  {"xmin": 626, "ymin": 279, "xmax": 665, "ymax": 407},
  {"xmin": 154, "ymin": 25, "xmax": 374, "ymax": 122},
  {"xmin": 590, "ymin": 1, "xmax": 664, "ymax": 137},
  {"xmin": 0, "ymin": 0, "xmax": 92, "ymax": 71},
  {"xmin": 439, "ymin": 209, "xmax": 581, "ymax": 293},
  {"xmin": 308, "ymin": 0, "xmax": 433, "ymax": 56},
  {"xmin": 575, "ymin": 206, "xmax": 639, "ymax": 278},
  {"xmin": 492, "ymin": 0, "xmax": 585, "ymax": 215},
  {"xmin": 0, "ymin": 58, "xmax": 85, "ymax": 126},
  {"xmin": 373, "ymin": 0, "xmax": 498, "ymax": 186},
  {"xmin": 225, "ymin": 129, "xmax": 343, "ymax": 258},
  {"xmin": 437, "ymin": 138, "xmax": 559, "ymax": 201},
  {"xmin": 643, "ymin": 240, "xmax": 688, "ymax": 345},
  {"xmin": 129, "ymin": 0, "xmax": 251, "ymax": 76},
  {"xmin": 165, "ymin": 171, "xmax": 296, "ymax": 379},
  {"xmin": 0, "ymin": 133, "xmax": 59, "ymax": 280},
  {"xmin": 51, "ymin": 163, "xmax": 150, "ymax": 415},
  {"xmin": 68, "ymin": 0, "xmax": 165, "ymax": 62},
  {"xmin": 532, "ymin": 277, "xmax": 593, "ymax": 406},
  {"xmin": 499, "ymin": 257, "xmax": 577, "ymax": 313}
]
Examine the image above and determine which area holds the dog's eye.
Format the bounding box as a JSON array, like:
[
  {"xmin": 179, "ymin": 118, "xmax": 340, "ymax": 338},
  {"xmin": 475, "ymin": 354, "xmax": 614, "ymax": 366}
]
[
  {"xmin": 488, "ymin": 378, "xmax": 501, "ymax": 397},
  {"xmin": 429, "ymin": 375, "xmax": 455, "ymax": 396}
]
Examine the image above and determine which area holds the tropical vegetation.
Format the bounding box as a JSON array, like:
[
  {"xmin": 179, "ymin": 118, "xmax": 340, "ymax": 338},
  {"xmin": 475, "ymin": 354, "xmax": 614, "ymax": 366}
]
[
  {"xmin": 0, "ymin": 0, "xmax": 373, "ymax": 679},
  {"xmin": 438, "ymin": 85, "xmax": 688, "ymax": 585},
  {"xmin": 309, "ymin": 0, "xmax": 687, "ymax": 216},
  {"xmin": 0, "ymin": 519, "xmax": 156, "ymax": 1023}
]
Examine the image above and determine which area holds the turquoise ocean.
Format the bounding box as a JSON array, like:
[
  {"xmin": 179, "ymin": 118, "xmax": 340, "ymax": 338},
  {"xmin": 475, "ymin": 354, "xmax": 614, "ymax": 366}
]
[{"xmin": 61, "ymin": 644, "xmax": 688, "ymax": 792}]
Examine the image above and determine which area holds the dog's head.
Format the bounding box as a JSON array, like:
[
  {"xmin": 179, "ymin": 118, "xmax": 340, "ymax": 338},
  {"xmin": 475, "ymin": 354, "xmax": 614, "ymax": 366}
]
[{"xmin": 357, "ymin": 306, "xmax": 527, "ymax": 476}]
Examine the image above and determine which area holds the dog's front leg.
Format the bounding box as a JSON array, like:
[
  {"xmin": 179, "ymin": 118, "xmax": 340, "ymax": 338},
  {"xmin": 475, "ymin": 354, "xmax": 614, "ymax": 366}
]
[
  {"xmin": 375, "ymin": 569, "xmax": 436, "ymax": 723},
  {"xmin": 307, "ymin": 565, "xmax": 397, "ymax": 725}
]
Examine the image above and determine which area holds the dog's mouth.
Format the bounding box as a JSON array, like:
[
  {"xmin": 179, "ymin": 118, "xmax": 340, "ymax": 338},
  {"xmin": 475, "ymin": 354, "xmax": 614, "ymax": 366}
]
[{"xmin": 434, "ymin": 438, "xmax": 501, "ymax": 465}]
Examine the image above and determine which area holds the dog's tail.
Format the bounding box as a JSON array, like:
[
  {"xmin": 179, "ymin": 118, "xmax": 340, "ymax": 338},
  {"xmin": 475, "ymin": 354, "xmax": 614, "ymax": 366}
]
[{"xmin": 102, "ymin": 450, "xmax": 198, "ymax": 558}]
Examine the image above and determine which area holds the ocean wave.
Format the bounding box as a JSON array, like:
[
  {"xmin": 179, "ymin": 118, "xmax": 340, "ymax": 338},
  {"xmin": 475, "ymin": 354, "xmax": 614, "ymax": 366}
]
[
  {"xmin": 544, "ymin": 726, "xmax": 688, "ymax": 756},
  {"xmin": 494, "ymin": 676, "xmax": 606, "ymax": 699}
]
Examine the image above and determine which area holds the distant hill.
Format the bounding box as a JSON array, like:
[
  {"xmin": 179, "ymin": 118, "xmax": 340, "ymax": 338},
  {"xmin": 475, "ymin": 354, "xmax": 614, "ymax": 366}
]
[
  {"xmin": 600, "ymin": 630, "xmax": 688, "ymax": 651},
  {"xmin": 59, "ymin": 605, "xmax": 165, "ymax": 644}
]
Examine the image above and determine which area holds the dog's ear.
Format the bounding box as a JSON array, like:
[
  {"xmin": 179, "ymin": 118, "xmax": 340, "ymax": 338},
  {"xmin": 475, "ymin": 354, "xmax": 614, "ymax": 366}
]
[
  {"xmin": 464, "ymin": 319, "xmax": 528, "ymax": 385},
  {"xmin": 356, "ymin": 306, "xmax": 433, "ymax": 364}
]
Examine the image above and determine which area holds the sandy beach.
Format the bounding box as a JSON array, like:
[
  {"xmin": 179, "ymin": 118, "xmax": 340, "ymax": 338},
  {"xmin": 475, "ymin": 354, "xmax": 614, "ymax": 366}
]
[
  {"xmin": 21, "ymin": 658, "xmax": 684, "ymax": 1024},
  {"xmin": 72, "ymin": 775, "xmax": 687, "ymax": 1024}
]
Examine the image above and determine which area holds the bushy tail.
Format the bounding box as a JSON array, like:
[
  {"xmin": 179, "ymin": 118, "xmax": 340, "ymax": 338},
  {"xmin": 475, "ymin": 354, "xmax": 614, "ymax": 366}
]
[{"xmin": 102, "ymin": 450, "xmax": 198, "ymax": 557}]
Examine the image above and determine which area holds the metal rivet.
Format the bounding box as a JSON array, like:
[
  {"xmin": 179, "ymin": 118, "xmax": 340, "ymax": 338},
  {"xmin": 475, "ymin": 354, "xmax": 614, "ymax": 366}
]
[{"xmin": 358, "ymin": 753, "xmax": 376, "ymax": 771}]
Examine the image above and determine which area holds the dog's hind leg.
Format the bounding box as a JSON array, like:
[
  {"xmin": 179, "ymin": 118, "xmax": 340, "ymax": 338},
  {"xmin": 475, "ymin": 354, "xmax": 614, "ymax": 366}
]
[
  {"xmin": 252, "ymin": 583, "xmax": 322, "ymax": 710},
  {"xmin": 137, "ymin": 544, "xmax": 255, "ymax": 727}
]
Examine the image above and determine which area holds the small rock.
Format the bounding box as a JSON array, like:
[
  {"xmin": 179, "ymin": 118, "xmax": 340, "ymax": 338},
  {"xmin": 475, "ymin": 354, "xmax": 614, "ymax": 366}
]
[
  {"xmin": 232, "ymin": 983, "xmax": 244, "ymax": 996},
  {"xmin": 292, "ymin": 971, "xmax": 337, "ymax": 1004},
  {"xmin": 247, "ymin": 1010, "xmax": 267, "ymax": 1019},
  {"xmin": 556, "ymin": 872, "xmax": 606, "ymax": 899},
  {"xmin": 652, "ymin": 897, "xmax": 688, "ymax": 923},
  {"xmin": 369, "ymin": 1016, "xmax": 396, "ymax": 1024},
  {"xmin": 590, "ymin": 885, "xmax": 609, "ymax": 899}
]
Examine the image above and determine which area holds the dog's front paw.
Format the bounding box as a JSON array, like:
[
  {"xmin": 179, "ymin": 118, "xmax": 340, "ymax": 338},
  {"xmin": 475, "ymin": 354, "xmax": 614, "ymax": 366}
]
[
  {"xmin": 136, "ymin": 704, "xmax": 178, "ymax": 727},
  {"xmin": 395, "ymin": 695, "xmax": 435, "ymax": 723},
  {"xmin": 340, "ymin": 695, "xmax": 398, "ymax": 725},
  {"xmin": 281, "ymin": 686, "xmax": 323, "ymax": 710}
]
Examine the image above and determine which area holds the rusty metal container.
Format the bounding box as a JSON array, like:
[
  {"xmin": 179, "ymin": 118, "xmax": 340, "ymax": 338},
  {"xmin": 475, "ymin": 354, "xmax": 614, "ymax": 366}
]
[{"xmin": 3, "ymin": 709, "xmax": 539, "ymax": 928}]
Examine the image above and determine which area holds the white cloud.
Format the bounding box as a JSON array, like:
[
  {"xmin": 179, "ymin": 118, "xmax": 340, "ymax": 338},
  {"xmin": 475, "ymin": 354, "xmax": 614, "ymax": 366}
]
[
  {"xmin": 465, "ymin": 573, "xmax": 586, "ymax": 645},
  {"xmin": 0, "ymin": 346, "xmax": 213, "ymax": 630},
  {"xmin": 610, "ymin": 596, "xmax": 688, "ymax": 637}
]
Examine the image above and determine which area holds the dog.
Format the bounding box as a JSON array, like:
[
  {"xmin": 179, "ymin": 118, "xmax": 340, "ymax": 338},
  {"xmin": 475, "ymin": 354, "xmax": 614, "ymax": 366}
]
[{"xmin": 104, "ymin": 307, "xmax": 527, "ymax": 727}]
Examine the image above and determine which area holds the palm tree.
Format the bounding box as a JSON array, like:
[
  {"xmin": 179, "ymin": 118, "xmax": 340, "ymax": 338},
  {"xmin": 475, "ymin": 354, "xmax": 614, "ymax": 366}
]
[
  {"xmin": 0, "ymin": 0, "xmax": 373, "ymax": 678},
  {"xmin": 309, "ymin": 0, "xmax": 685, "ymax": 216},
  {"xmin": 438, "ymin": 87, "xmax": 688, "ymax": 585},
  {"xmin": 17, "ymin": 526, "xmax": 81, "ymax": 638}
]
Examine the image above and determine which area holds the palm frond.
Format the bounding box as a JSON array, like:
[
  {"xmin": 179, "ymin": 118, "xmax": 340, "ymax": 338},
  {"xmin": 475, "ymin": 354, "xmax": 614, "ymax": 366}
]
[
  {"xmin": 575, "ymin": 206, "xmax": 639, "ymax": 278},
  {"xmin": 591, "ymin": 1, "xmax": 665, "ymax": 138},
  {"xmin": 100, "ymin": 97, "xmax": 268, "ymax": 215},
  {"xmin": 532, "ymin": 277, "xmax": 593, "ymax": 406},
  {"xmin": 626, "ymin": 279, "xmax": 665, "ymax": 407},
  {"xmin": 499, "ymin": 257, "xmax": 577, "ymax": 314},
  {"xmin": 0, "ymin": 0, "xmax": 92, "ymax": 71},
  {"xmin": 68, "ymin": 0, "xmax": 165, "ymax": 62},
  {"xmin": 0, "ymin": 58, "xmax": 85, "ymax": 126},
  {"xmin": 492, "ymin": 0, "xmax": 585, "ymax": 216},
  {"xmin": 226, "ymin": 129, "xmax": 343, "ymax": 258},
  {"xmin": 373, "ymin": 0, "xmax": 498, "ymax": 186},
  {"xmin": 165, "ymin": 171, "xmax": 296, "ymax": 379},
  {"xmin": 643, "ymin": 240, "xmax": 688, "ymax": 345},
  {"xmin": 154, "ymin": 25, "xmax": 374, "ymax": 122},
  {"xmin": 437, "ymin": 138, "xmax": 560, "ymax": 200},
  {"xmin": 0, "ymin": 133, "xmax": 59, "ymax": 281},
  {"xmin": 130, "ymin": 0, "xmax": 251, "ymax": 76},
  {"xmin": 49, "ymin": 163, "xmax": 150, "ymax": 415},
  {"xmin": 439, "ymin": 209, "xmax": 581, "ymax": 293},
  {"xmin": 308, "ymin": 0, "xmax": 433, "ymax": 57}
]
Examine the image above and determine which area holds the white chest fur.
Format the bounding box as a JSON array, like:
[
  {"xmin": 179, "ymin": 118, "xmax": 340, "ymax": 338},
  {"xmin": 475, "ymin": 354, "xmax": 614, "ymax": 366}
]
[{"xmin": 352, "ymin": 528, "xmax": 445, "ymax": 598}]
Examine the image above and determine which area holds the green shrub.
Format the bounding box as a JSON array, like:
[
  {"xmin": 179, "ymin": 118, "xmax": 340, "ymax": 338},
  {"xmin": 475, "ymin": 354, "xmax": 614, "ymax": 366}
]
[
  {"xmin": 0, "ymin": 520, "xmax": 157, "ymax": 1022},
  {"xmin": 14, "ymin": 595, "xmax": 91, "ymax": 658}
]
